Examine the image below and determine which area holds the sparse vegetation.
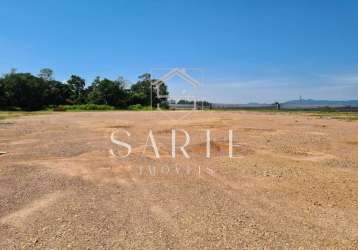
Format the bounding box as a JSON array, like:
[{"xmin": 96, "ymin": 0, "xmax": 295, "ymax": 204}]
[
  {"xmin": 128, "ymin": 104, "xmax": 152, "ymax": 111},
  {"xmin": 208, "ymin": 108, "xmax": 358, "ymax": 121},
  {"xmin": 0, "ymin": 111, "xmax": 49, "ymax": 120},
  {"xmin": 54, "ymin": 104, "xmax": 114, "ymax": 111},
  {"xmin": 312, "ymin": 111, "xmax": 358, "ymax": 121}
]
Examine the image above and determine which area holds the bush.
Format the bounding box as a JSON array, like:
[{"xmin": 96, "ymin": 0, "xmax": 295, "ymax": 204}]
[
  {"xmin": 54, "ymin": 104, "xmax": 114, "ymax": 111},
  {"xmin": 53, "ymin": 106, "xmax": 66, "ymax": 112},
  {"xmin": 128, "ymin": 104, "xmax": 152, "ymax": 111},
  {"xmin": 128, "ymin": 104, "xmax": 143, "ymax": 110},
  {"xmin": 0, "ymin": 106, "xmax": 22, "ymax": 111}
]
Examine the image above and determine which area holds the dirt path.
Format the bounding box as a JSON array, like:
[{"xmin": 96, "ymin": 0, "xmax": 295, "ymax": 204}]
[{"xmin": 0, "ymin": 111, "xmax": 357, "ymax": 249}]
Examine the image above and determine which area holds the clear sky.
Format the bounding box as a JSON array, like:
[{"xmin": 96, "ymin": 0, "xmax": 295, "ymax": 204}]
[{"xmin": 1, "ymin": 0, "xmax": 357, "ymax": 103}]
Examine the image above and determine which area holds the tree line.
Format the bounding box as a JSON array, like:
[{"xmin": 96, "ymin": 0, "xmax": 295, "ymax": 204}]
[{"xmin": 0, "ymin": 68, "xmax": 168, "ymax": 110}]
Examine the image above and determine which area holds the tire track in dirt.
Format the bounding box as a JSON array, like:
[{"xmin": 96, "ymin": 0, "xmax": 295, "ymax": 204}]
[
  {"xmin": 112, "ymin": 164, "xmax": 186, "ymax": 249},
  {"xmin": 256, "ymin": 149, "xmax": 337, "ymax": 162},
  {"xmin": 202, "ymin": 169, "xmax": 358, "ymax": 247},
  {"xmin": 0, "ymin": 192, "xmax": 68, "ymax": 228}
]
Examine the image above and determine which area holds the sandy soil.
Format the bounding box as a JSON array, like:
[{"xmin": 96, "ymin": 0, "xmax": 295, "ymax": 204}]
[{"xmin": 0, "ymin": 111, "xmax": 357, "ymax": 249}]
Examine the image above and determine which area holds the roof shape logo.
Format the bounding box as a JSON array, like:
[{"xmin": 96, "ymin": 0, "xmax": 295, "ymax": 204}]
[{"xmin": 152, "ymin": 68, "xmax": 200, "ymax": 99}]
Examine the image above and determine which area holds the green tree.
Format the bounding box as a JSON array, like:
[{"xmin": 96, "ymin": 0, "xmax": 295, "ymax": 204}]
[
  {"xmin": 45, "ymin": 80, "xmax": 72, "ymax": 106},
  {"xmin": 0, "ymin": 71, "xmax": 71, "ymax": 110},
  {"xmin": 87, "ymin": 77, "xmax": 128, "ymax": 107},
  {"xmin": 130, "ymin": 73, "xmax": 168, "ymax": 107},
  {"xmin": 0, "ymin": 78, "xmax": 7, "ymax": 107},
  {"xmin": 0, "ymin": 70, "xmax": 170, "ymax": 110},
  {"xmin": 38, "ymin": 68, "xmax": 54, "ymax": 81},
  {"xmin": 67, "ymin": 75, "xmax": 86, "ymax": 104},
  {"xmin": 1, "ymin": 73, "xmax": 48, "ymax": 110}
]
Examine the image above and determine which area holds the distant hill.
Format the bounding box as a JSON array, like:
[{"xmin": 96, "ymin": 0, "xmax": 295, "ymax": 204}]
[
  {"xmin": 211, "ymin": 99, "xmax": 358, "ymax": 109},
  {"xmin": 282, "ymin": 99, "xmax": 358, "ymax": 107}
]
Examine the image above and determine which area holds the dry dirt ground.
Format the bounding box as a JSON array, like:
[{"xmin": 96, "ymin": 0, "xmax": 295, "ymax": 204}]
[{"xmin": 0, "ymin": 111, "xmax": 357, "ymax": 249}]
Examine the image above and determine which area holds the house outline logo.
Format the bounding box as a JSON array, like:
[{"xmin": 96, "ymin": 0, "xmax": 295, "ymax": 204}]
[{"xmin": 151, "ymin": 68, "xmax": 201, "ymax": 109}]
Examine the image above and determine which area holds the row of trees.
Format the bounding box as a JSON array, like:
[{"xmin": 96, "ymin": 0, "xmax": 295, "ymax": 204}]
[{"xmin": 0, "ymin": 69, "xmax": 168, "ymax": 110}]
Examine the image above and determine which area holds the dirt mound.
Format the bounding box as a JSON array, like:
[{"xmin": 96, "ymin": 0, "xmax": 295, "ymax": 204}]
[{"xmin": 188, "ymin": 141, "xmax": 254, "ymax": 156}]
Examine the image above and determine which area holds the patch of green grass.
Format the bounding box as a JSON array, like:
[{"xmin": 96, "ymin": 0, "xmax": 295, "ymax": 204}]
[
  {"xmin": 207, "ymin": 108, "xmax": 312, "ymax": 114},
  {"xmin": 53, "ymin": 104, "xmax": 115, "ymax": 111},
  {"xmin": 128, "ymin": 104, "xmax": 152, "ymax": 111},
  {"xmin": 207, "ymin": 108, "xmax": 358, "ymax": 121},
  {"xmin": 311, "ymin": 112, "xmax": 358, "ymax": 121},
  {"xmin": 0, "ymin": 112, "xmax": 23, "ymax": 120},
  {"xmin": 0, "ymin": 111, "xmax": 50, "ymax": 120}
]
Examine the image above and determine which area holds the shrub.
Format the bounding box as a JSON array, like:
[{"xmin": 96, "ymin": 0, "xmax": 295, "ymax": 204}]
[
  {"xmin": 54, "ymin": 104, "xmax": 114, "ymax": 111},
  {"xmin": 53, "ymin": 106, "xmax": 66, "ymax": 112},
  {"xmin": 128, "ymin": 104, "xmax": 143, "ymax": 110},
  {"xmin": 128, "ymin": 104, "xmax": 152, "ymax": 111}
]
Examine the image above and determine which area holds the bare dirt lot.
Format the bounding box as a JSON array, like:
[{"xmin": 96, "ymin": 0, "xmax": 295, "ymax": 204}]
[{"xmin": 0, "ymin": 111, "xmax": 358, "ymax": 249}]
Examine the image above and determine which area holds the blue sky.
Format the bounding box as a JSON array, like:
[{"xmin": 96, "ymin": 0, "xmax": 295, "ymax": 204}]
[{"xmin": 1, "ymin": 0, "xmax": 357, "ymax": 103}]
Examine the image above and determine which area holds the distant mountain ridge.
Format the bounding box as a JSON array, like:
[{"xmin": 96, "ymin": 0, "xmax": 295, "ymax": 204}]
[
  {"xmin": 282, "ymin": 99, "xmax": 358, "ymax": 107},
  {"xmin": 211, "ymin": 99, "xmax": 358, "ymax": 108}
]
